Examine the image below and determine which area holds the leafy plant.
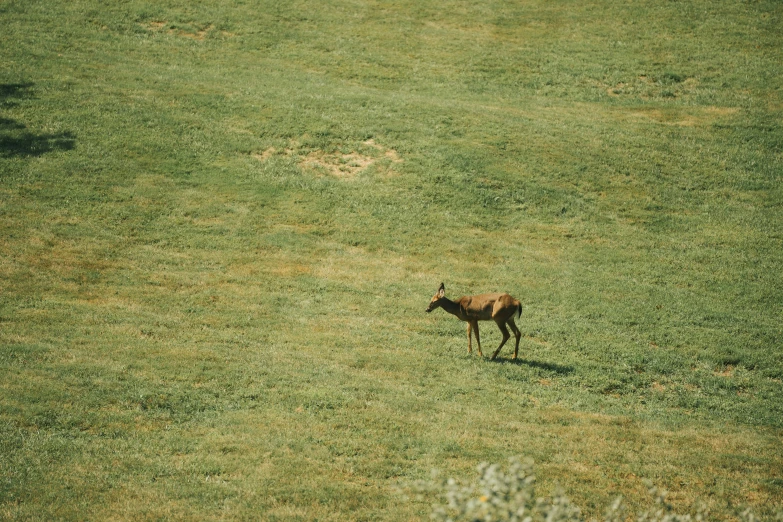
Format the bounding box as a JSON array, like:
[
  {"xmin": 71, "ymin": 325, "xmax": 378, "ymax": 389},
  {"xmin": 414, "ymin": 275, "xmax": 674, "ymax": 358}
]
[{"xmin": 420, "ymin": 458, "xmax": 775, "ymax": 522}]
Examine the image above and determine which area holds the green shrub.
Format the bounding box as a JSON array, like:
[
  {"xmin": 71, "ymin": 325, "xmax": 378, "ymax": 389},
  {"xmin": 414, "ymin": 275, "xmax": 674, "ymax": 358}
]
[{"xmin": 418, "ymin": 458, "xmax": 773, "ymax": 522}]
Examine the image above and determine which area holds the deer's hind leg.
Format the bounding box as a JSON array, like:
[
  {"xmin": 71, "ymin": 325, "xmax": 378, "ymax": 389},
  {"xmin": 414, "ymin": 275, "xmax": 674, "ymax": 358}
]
[
  {"xmin": 490, "ymin": 320, "xmax": 511, "ymax": 360},
  {"xmin": 507, "ymin": 318, "xmax": 522, "ymax": 360}
]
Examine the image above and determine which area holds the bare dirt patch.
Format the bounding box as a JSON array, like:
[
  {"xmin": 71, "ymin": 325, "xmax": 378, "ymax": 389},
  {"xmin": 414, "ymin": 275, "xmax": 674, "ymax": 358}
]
[
  {"xmin": 252, "ymin": 139, "xmax": 403, "ymax": 179},
  {"xmin": 301, "ymin": 150, "xmax": 374, "ymax": 178}
]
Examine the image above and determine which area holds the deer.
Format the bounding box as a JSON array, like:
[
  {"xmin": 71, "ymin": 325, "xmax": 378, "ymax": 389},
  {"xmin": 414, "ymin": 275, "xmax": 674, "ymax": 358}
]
[{"xmin": 425, "ymin": 282, "xmax": 523, "ymax": 360}]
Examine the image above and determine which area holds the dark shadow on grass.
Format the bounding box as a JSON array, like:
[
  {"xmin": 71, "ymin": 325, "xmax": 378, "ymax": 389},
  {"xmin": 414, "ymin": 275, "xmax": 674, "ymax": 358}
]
[
  {"xmin": 1, "ymin": 82, "xmax": 76, "ymax": 157},
  {"xmin": 0, "ymin": 117, "xmax": 25, "ymax": 130},
  {"xmin": 0, "ymin": 129, "xmax": 76, "ymax": 157},
  {"xmin": 494, "ymin": 357, "xmax": 574, "ymax": 375},
  {"xmin": 0, "ymin": 82, "xmax": 34, "ymax": 107}
]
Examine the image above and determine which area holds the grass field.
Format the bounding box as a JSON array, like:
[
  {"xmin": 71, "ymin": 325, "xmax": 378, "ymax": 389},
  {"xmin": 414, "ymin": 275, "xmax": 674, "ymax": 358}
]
[{"xmin": 1, "ymin": 0, "xmax": 782, "ymax": 520}]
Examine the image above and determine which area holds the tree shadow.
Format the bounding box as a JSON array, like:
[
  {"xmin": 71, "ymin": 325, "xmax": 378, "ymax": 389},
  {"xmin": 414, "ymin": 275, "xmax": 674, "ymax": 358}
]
[
  {"xmin": 0, "ymin": 82, "xmax": 34, "ymax": 108},
  {"xmin": 0, "ymin": 128, "xmax": 76, "ymax": 157},
  {"xmin": 0, "ymin": 117, "xmax": 26, "ymax": 130},
  {"xmin": 495, "ymin": 357, "xmax": 574, "ymax": 375},
  {"xmin": 1, "ymin": 83, "xmax": 76, "ymax": 157}
]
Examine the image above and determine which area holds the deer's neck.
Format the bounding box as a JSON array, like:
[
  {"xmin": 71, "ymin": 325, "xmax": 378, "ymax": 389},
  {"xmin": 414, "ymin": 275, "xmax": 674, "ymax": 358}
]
[{"xmin": 440, "ymin": 297, "xmax": 465, "ymax": 320}]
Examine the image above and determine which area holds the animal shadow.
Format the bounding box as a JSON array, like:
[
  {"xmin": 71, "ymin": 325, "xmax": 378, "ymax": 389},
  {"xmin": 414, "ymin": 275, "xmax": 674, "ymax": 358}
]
[{"xmin": 497, "ymin": 357, "xmax": 574, "ymax": 375}]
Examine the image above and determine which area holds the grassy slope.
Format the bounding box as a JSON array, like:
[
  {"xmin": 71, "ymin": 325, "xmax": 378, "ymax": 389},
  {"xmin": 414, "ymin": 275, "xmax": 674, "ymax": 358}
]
[{"xmin": 1, "ymin": 0, "xmax": 781, "ymax": 519}]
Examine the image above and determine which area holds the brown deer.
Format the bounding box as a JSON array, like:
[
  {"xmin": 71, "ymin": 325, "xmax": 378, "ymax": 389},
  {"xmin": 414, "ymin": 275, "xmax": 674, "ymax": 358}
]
[{"xmin": 425, "ymin": 282, "xmax": 522, "ymax": 360}]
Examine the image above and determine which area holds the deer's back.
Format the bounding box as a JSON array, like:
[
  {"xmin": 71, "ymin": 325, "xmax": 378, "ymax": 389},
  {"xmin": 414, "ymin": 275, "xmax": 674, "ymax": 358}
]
[{"xmin": 457, "ymin": 293, "xmax": 510, "ymax": 320}]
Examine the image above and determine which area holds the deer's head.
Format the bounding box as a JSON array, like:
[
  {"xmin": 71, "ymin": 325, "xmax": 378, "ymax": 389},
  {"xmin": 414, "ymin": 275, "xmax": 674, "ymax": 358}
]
[{"xmin": 425, "ymin": 283, "xmax": 446, "ymax": 313}]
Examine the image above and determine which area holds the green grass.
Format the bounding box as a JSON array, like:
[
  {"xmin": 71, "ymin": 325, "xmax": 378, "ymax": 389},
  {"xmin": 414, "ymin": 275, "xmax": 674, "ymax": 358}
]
[{"xmin": 1, "ymin": 0, "xmax": 782, "ymax": 519}]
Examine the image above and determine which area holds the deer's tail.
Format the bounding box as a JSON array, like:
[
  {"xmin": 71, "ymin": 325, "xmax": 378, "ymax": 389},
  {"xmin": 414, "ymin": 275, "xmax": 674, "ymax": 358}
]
[{"xmin": 516, "ymin": 300, "xmax": 522, "ymax": 319}]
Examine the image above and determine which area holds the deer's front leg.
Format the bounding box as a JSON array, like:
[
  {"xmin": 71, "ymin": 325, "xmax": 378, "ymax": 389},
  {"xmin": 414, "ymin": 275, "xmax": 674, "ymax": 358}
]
[
  {"xmin": 466, "ymin": 322, "xmax": 473, "ymax": 354},
  {"xmin": 472, "ymin": 321, "xmax": 483, "ymax": 357}
]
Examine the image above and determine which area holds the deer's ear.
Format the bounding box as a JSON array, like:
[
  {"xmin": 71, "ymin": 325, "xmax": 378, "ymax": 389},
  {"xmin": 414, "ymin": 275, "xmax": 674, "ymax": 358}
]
[{"xmin": 437, "ymin": 283, "xmax": 445, "ymax": 298}]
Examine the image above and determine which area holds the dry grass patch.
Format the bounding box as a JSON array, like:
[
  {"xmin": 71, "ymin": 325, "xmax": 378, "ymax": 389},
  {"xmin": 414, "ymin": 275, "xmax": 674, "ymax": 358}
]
[
  {"xmin": 626, "ymin": 106, "xmax": 740, "ymax": 127},
  {"xmin": 527, "ymin": 409, "xmax": 783, "ymax": 516},
  {"xmin": 144, "ymin": 21, "xmax": 218, "ymax": 40},
  {"xmin": 253, "ymin": 147, "xmax": 278, "ymax": 161},
  {"xmin": 364, "ymin": 138, "xmax": 403, "ymax": 164},
  {"xmin": 178, "ymin": 25, "xmax": 213, "ymax": 40},
  {"xmin": 714, "ymin": 365, "xmax": 735, "ymax": 377},
  {"xmin": 313, "ymin": 245, "xmax": 412, "ymax": 286},
  {"xmin": 267, "ymin": 262, "xmax": 310, "ymax": 278}
]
